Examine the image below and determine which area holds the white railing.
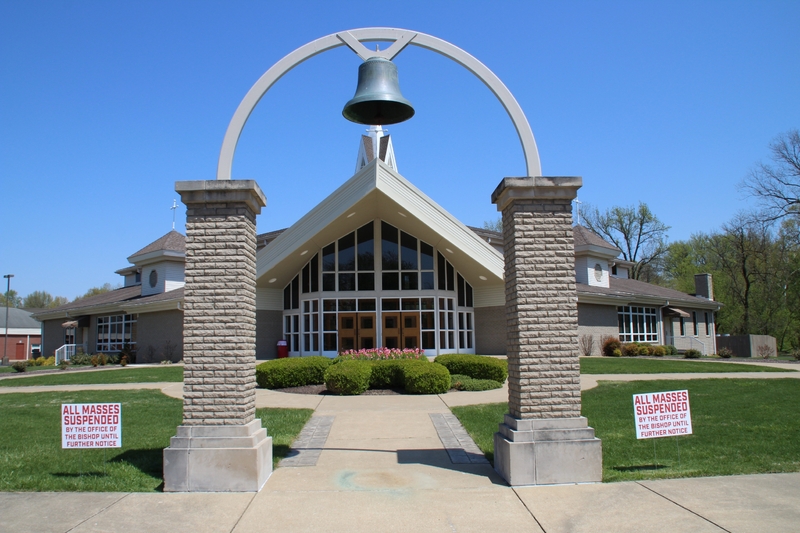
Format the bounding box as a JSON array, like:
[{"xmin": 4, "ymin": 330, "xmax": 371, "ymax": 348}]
[
  {"xmin": 688, "ymin": 337, "xmax": 707, "ymax": 355},
  {"xmin": 55, "ymin": 344, "xmax": 76, "ymax": 365}
]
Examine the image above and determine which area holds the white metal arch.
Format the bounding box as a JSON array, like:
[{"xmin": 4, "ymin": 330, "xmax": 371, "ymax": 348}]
[{"xmin": 216, "ymin": 27, "xmax": 541, "ymax": 180}]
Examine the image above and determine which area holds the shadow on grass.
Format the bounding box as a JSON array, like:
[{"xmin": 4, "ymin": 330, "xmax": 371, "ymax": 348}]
[
  {"xmin": 51, "ymin": 471, "xmax": 109, "ymax": 478},
  {"xmin": 273, "ymin": 444, "xmax": 292, "ymax": 462},
  {"xmin": 612, "ymin": 464, "xmax": 669, "ymax": 472},
  {"xmin": 108, "ymin": 448, "xmax": 163, "ymax": 477}
]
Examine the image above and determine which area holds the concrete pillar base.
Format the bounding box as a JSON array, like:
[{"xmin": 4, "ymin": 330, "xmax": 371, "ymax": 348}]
[
  {"xmin": 163, "ymin": 419, "xmax": 272, "ymax": 492},
  {"xmin": 493, "ymin": 415, "xmax": 602, "ymax": 486}
]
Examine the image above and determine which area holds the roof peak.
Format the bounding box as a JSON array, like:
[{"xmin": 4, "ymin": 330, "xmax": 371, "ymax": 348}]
[{"xmin": 128, "ymin": 230, "xmax": 186, "ymax": 262}]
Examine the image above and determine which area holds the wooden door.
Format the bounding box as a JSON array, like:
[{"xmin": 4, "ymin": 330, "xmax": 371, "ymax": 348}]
[
  {"xmin": 382, "ymin": 312, "xmax": 401, "ymax": 349},
  {"xmin": 358, "ymin": 313, "xmax": 376, "ymax": 350},
  {"xmin": 339, "ymin": 313, "xmax": 357, "ymax": 352},
  {"xmin": 401, "ymin": 312, "xmax": 420, "ymax": 349}
]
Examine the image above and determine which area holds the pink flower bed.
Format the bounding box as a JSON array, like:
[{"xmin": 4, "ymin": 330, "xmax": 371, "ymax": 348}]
[{"xmin": 337, "ymin": 347, "xmax": 427, "ymax": 361}]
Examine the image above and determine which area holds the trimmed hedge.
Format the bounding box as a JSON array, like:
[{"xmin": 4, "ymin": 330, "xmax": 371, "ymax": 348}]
[
  {"xmin": 369, "ymin": 359, "xmax": 411, "ymax": 389},
  {"xmin": 450, "ymin": 374, "xmax": 503, "ymax": 392},
  {"xmin": 434, "ymin": 354, "xmax": 507, "ymax": 383},
  {"xmin": 324, "ymin": 360, "xmax": 372, "ymax": 395},
  {"xmin": 255, "ymin": 356, "xmax": 332, "ymax": 389},
  {"xmin": 404, "ymin": 361, "xmax": 451, "ymax": 394},
  {"xmin": 683, "ymin": 349, "xmax": 702, "ymax": 359}
]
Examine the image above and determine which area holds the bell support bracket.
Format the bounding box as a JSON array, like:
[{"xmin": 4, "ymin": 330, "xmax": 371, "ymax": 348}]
[{"xmin": 215, "ymin": 27, "xmax": 542, "ymax": 181}]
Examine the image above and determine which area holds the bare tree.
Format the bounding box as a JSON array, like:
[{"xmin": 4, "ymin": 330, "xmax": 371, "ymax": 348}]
[
  {"xmin": 740, "ymin": 129, "xmax": 800, "ymax": 221},
  {"xmin": 582, "ymin": 202, "xmax": 670, "ymax": 280}
]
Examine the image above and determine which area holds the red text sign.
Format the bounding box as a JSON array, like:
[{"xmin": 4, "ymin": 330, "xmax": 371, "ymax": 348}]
[
  {"xmin": 633, "ymin": 390, "xmax": 692, "ymax": 439},
  {"xmin": 62, "ymin": 403, "xmax": 121, "ymax": 448}
]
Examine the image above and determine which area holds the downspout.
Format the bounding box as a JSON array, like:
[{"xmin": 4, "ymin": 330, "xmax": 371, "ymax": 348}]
[{"xmin": 659, "ymin": 300, "xmax": 670, "ymax": 347}]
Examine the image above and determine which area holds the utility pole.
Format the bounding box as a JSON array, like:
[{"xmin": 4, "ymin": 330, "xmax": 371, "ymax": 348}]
[{"xmin": 3, "ymin": 274, "xmax": 13, "ymax": 365}]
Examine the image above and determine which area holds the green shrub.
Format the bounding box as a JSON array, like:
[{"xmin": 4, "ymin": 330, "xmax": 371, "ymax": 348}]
[
  {"xmin": 403, "ymin": 361, "xmax": 450, "ymax": 394},
  {"xmin": 683, "ymin": 349, "xmax": 702, "ymax": 359},
  {"xmin": 434, "ymin": 354, "xmax": 507, "ymax": 382},
  {"xmin": 621, "ymin": 343, "xmax": 639, "ymax": 357},
  {"xmin": 637, "ymin": 344, "xmax": 650, "ymax": 356},
  {"xmin": 791, "ymin": 348, "xmax": 800, "ymax": 361},
  {"xmin": 663, "ymin": 344, "xmax": 678, "ymax": 356},
  {"xmin": 97, "ymin": 353, "xmax": 108, "ymax": 366},
  {"xmin": 369, "ymin": 359, "xmax": 411, "ymax": 389},
  {"xmin": 324, "ymin": 360, "xmax": 372, "ymax": 395},
  {"xmin": 70, "ymin": 353, "xmax": 93, "ymax": 366},
  {"xmin": 58, "ymin": 360, "xmax": 69, "ymax": 370},
  {"xmin": 602, "ymin": 337, "xmax": 622, "ymax": 357},
  {"xmin": 450, "ymin": 374, "xmax": 503, "ymax": 392},
  {"xmin": 255, "ymin": 356, "xmax": 332, "ymax": 389},
  {"xmin": 42, "ymin": 356, "xmax": 56, "ymax": 366},
  {"xmin": 650, "ymin": 346, "xmax": 666, "ymax": 357},
  {"xmin": 717, "ymin": 347, "xmax": 734, "ymax": 359},
  {"xmin": 32, "ymin": 357, "xmax": 45, "ymax": 367},
  {"xmin": 11, "ymin": 361, "xmax": 27, "ymax": 372}
]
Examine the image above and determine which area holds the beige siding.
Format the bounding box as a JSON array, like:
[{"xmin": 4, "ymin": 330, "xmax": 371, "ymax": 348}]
[
  {"xmin": 665, "ymin": 309, "xmax": 717, "ymax": 354},
  {"xmin": 136, "ymin": 310, "xmax": 184, "ymax": 362},
  {"xmin": 577, "ymin": 303, "xmax": 618, "ymax": 356},
  {"xmin": 256, "ymin": 310, "xmax": 283, "ymax": 360},
  {"xmin": 474, "ymin": 305, "xmax": 506, "ymax": 355}
]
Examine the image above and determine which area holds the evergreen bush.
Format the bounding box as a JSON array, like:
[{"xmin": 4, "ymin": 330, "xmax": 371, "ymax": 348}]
[
  {"xmin": 255, "ymin": 356, "xmax": 332, "ymax": 389},
  {"xmin": 403, "ymin": 361, "xmax": 450, "ymax": 394},
  {"xmin": 450, "ymin": 374, "xmax": 503, "ymax": 391},
  {"xmin": 324, "ymin": 360, "xmax": 372, "ymax": 395},
  {"xmin": 683, "ymin": 349, "xmax": 702, "ymax": 359},
  {"xmin": 11, "ymin": 361, "xmax": 27, "ymax": 372},
  {"xmin": 434, "ymin": 354, "xmax": 507, "ymax": 382}
]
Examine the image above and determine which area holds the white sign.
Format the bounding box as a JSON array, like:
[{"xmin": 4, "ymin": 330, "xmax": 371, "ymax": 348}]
[
  {"xmin": 62, "ymin": 403, "xmax": 122, "ymax": 449},
  {"xmin": 633, "ymin": 390, "xmax": 692, "ymax": 440}
]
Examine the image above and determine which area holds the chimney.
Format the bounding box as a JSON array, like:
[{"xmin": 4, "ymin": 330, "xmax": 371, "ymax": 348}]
[{"xmin": 694, "ymin": 273, "xmax": 713, "ymax": 300}]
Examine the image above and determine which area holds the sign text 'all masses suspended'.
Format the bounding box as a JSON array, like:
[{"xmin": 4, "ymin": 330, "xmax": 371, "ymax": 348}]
[
  {"xmin": 633, "ymin": 390, "xmax": 692, "ymax": 440},
  {"xmin": 62, "ymin": 403, "xmax": 122, "ymax": 449}
]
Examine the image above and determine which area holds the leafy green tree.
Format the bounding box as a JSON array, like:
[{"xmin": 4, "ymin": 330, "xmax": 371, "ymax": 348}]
[
  {"xmin": 582, "ymin": 202, "xmax": 670, "ymax": 281},
  {"xmin": 482, "ymin": 218, "xmax": 502, "ymax": 233},
  {"xmin": 75, "ymin": 283, "xmax": 118, "ymax": 301},
  {"xmin": 0, "ymin": 289, "xmax": 21, "ymax": 308},
  {"xmin": 22, "ymin": 291, "xmax": 62, "ymax": 309}
]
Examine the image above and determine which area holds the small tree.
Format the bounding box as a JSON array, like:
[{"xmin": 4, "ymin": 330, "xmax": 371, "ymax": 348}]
[{"xmin": 578, "ymin": 334, "xmax": 594, "ymax": 357}]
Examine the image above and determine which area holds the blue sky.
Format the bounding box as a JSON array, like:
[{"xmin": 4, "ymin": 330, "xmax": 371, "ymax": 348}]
[{"xmin": 1, "ymin": 1, "xmax": 798, "ymax": 300}]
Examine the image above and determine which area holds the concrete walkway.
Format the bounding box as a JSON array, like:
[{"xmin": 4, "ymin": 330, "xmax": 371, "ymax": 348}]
[{"xmin": 1, "ymin": 366, "xmax": 799, "ymax": 532}]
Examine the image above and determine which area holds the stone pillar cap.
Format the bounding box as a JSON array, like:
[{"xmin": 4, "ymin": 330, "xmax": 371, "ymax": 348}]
[
  {"xmin": 492, "ymin": 176, "xmax": 582, "ymax": 212},
  {"xmin": 176, "ymin": 180, "xmax": 267, "ymax": 215}
]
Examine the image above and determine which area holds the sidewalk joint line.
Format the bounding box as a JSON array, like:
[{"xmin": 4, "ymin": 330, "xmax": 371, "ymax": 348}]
[
  {"xmin": 65, "ymin": 492, "xmax": 130, "ymax": 532},
  {"xmin": 512, "ymin": 488, "xmax": 547, "ymax": 533},
  {"xmin": 228, "ymin": 491, "xmax": 258, "ymax": 533},
  {"xmin": 636, "ymin": 481, "xmax": 732, "ymax": 532}
]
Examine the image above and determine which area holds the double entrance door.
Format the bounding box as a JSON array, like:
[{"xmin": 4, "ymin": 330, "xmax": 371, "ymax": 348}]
[
  {"xmin": 381, "ymin": 312, "xmax": 420, "ymax": 350},
  {"xmin": 338, "ymin": 313, "xmax": 376, "ymax": 351},
  {"xmin": 337, "ymin": 311, "xmax": 421, "ymax": 351}
]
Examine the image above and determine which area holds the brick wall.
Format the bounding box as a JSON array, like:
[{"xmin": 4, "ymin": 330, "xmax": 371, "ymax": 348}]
[
  {"xmin": 136, "ymin": 310, "xmax": 184, "ymax": 363},
  {"xmin": 474, "ymin": 305, "xmax": 506, "ymax": 355},
  {"xmin": 577, "ymin": 303, "xmax": 618, "ymax": 356}
]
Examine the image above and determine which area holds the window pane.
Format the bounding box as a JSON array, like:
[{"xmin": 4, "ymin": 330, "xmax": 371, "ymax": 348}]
[
  {"xmin": 322, "ymin": 243, "xmax": 336, "ymax": 272},
  {"xmin": 323, "ymin": 299, "xmax": 336, "ymax": 312},
  {"xmin": 421, "ymin": 312, "xmax": 435, "ymax": 329},
  {"xmin": 422, "ymin": 331, "xmax": 435, "ymax": 350},
  {"xmin": 400, "ymin": 231, "xmax": 418, "ymax": 270},
  {"xmin": 382, "ymin": 221, "xmax": 398, "ymax": 270},
  {"xmin": 420, "ymin": 242, "xmax": 434, "ymax": 270},
  {"xmin": 339, "ymin": 232, "xmax": 356, "ymax": 271},
  {"xmin": 358, "ymin": 299, "xmax": 376, "ymax": 311},
  {"xmin": 357, "ymin": 272, "xmax": 374, "ymax": 291},
  {"xmin": 323, "ymin": 313, "xmax": 337, "ymax": 331},
  {"xmin": 421, "ymin": 298, "xmax": 434, "ymax": 310},
  {"xmin": 338, "ymin": 299, "xmax": 356, "ymax": 311},
  {"xmin": 446, "ymin": 262, "xmax": 455, "ymax": 291},
  {"xmin": 401, "ymin": 272, "xmax": 418, "ymax": 290},
  {"xmin": 457, "ymin": 274, "xmax": 465, "ymax": 307},
  {"xmin": 291, "ymin": 276, "xmax": 299, "ymax": 309},
  {"xmin": 402, "ymin": 298, "xmax": 419, "ymax": 310},
  {"xmin": 324, "ymin": 333, "xmax": 337, "ymax": 351},
  {"xmin": 357, "ymin": 222, "xmax": 374, "ymax": 271},
  {"xmin": 339, "ymin": 273, "xmax": 356, "ymax": 291},
  {"xmin": 421, "ymin": 271, "xmax": 434, "ymax": 290},
  {"xmin": 284, "ymin": 285, "xmax": 291, "ymax": 310},
  {"xmin": 310, "ymin": 254, "xmax": 319, "ymax": 292},
  {"xmin": 382, "ymin": 298, "xmax": 400, "ymax": 311},
  {"xmin": 302, "ymin": 264, "xmax": 310, "ymax": 294},
  {"xmin": 466, "ymin": 283, "xmax": 473, "ymax": 307},
  {"xmin": 322, "ymin": 273, "xmax": 335, "ymax": 292},
  {"xmin": 382, "ymin": 272, "xmax": 399, "ymax": 290},
  {"xmin": 438, "ymin": 252, "xmax": 446, "ymax": 290}
]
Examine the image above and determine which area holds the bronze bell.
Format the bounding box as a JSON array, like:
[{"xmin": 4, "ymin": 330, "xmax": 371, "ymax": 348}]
[{"xmin": 342, "ymin": 57, "xmax": 415, "ymax": 125}]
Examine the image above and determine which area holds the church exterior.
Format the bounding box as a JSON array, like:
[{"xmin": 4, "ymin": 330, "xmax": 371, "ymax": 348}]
[{"xmin": 34, "ymin": 128, "xmax": 721, "ymax": 360}]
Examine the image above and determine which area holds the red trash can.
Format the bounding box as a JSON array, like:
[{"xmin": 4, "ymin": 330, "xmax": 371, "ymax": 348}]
[{"xmin": 277, "ymin": 340, "xmax": 288, "ymax": 359}]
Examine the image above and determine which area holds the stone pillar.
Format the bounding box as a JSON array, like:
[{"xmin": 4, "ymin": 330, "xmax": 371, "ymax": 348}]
[
  {"xmin": 163, "ymin": 180, "xmax": 272, "ymax": 492},
  {"xmin": 490, "ymin": 177, "xmax": 602, "ymax": 486}
]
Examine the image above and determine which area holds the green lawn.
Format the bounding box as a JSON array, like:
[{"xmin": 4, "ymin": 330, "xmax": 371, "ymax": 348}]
[
  {"xmin": 0, "ymin": 390, "xmax": 313, "ymax": 491},
  {"xmin": 579, "ymin": 357, "xmax": 793, "ymax": 374},
  {"xmin": 0, "ymin": 366, "xmax": 59, "ymax": 374},
  {"xmin": 452, "ymin": 378, "xmax": 800, "ymax": 482},
  {"xmin": 0, "ymin": 366, "xmax": 184, "ymax": 387}
]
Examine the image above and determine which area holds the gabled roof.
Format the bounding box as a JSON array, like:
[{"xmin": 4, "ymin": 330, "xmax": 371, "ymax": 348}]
[
  {"xmin": 256, "ymin": 158, "xmax": 503, "ymax": 289},
  {"xmin": 128, "ymin": 231, "xmax": 186, "ymax": 264},
  {"xmin": 578, "ymin": 277, "xmax": 720, "ymax": 310},
  {"xmin": 573, "ymin": 225, "xmax": 621, "ymax": 259},
  {"xmin": 0, "ymin": 307, "xmax": 41, "ymax": 328}
]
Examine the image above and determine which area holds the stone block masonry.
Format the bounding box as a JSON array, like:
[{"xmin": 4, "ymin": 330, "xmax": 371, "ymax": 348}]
[
  {"xmin": 492, "ymin": 177, "xmax": 582, "ymax": 420},
  {"xmin": 176, "ymin": 180, "xmax": 267, "ymax": 426},
  {"xmin": 491, "ymin": 177, "xmax": 602, "ymax": 486}
]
